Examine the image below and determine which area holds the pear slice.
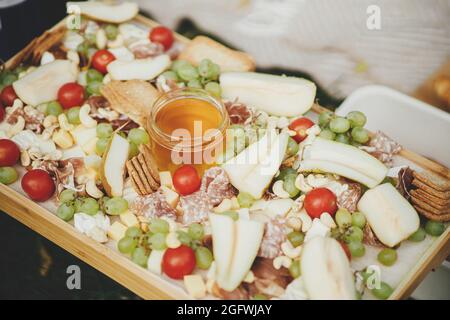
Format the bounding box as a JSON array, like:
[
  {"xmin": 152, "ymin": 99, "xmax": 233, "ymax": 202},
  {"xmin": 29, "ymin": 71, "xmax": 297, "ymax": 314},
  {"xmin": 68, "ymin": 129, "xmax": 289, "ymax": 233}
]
[
  {"xmin": 301, "ymin": 237, "xmax": 356, "ymax": 300},
  {"xmin": 220, "ymin": 72, "xmax": 316, "ymax": 116},
  {"xmin": 299, "ymin": 137, "xmax": 387, "ymax": 188},
  {"xmin": 13, "ymin": 60, "xmax": 78, "ymax": 106},
  {"xmin": 357, "ymin": 183, "xmax": 420, "ymax": 247},
  {"xmin": 107, "ymin": 55, "xmax": 171, "ymax": 81},
  {"xmin": 66, "ymin": 2, "xmax": 138, "ymax": 23},
  {"xmin": 100, "ymin": 134, "xmax": 130, "ymax": 197}
]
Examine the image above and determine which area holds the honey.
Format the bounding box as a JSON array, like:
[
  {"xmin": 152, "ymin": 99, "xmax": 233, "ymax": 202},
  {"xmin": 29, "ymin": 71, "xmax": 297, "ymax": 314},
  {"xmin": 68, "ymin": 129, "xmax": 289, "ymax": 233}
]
[{"xmin": 147, "ymin": 88, "xmax": 229, "ymax": 175}]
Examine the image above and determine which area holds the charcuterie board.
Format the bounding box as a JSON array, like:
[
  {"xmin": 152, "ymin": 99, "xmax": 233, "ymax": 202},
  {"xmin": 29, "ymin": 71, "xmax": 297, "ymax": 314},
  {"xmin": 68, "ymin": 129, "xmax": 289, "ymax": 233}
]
[{"xmin": 0, "ymin": 2, "xmax": 448, "ymax": 300}]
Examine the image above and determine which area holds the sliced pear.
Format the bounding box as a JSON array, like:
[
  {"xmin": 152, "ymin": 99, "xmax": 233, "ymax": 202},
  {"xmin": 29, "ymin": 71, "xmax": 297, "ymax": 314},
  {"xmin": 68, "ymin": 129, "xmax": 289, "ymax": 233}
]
[
  {"xmin": 250, "ymin": 198, "xmax": 294, "ymax": 219},
  {"xmin": 13, "ymin": 60, "xmax": 78, "ymax": 106},
  {"xmin": 100, "ymin": 133, "xmax": 130, "ymax": 197},
  {"xmin": 66, "ymin": 2, "xmax": 138, "ymax": 23},
  {"xmin": 299, "ymin": 137, "xmax": 387, "ymax": 188},
  {"xmin": 220, "ymin": 72, "xmax": 316, "ymax": 116},
  {"xmin": 301, "ymin": 237, "xmax": 356, "ymax": 300},
  {"xmin": 107, "ymin": 55, "xmax": 171, "ymax": 81},
  {"xmin": 357, "ymin": 183, "xmax": 420, "ymax": 247},
  {"xmin": 210, "ymin": 214, "xmax": 235, "ymax": 287}
]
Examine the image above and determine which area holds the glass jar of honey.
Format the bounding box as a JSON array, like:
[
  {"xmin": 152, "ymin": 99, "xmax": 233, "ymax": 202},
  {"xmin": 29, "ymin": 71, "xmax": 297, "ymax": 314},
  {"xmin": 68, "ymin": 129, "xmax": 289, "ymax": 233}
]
[{"xmin": 147, "ymin": 88, "xmax": 229, "ymax": 175}]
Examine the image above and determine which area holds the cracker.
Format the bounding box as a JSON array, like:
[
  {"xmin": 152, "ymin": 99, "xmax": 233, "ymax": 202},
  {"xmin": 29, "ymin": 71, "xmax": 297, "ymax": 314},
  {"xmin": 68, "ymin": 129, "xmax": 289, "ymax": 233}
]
[
  {"xmin": 411, "ymin": 197, "xmax": 450, "ymax": 215},
  {"xmin": 140, "ymin": 144, "xmax": 160, "ymax": 183},
  {"xmin": 131, "ymin": 157, "xmax": 153, "ymax": 195},
  {"xmin": 137, "ymin": 153, "xmax": 159, "ymax": 191},
  {"xmin": 410, "ymin": 189, "xmax": 450, "ymax": 206},
  {"xmin": 413, "ymin": 170, "xmax": 450, "ymax": 192},
  {"xmin": 412, "ymin": 179, "xmax": 450, "ymax": 200},
  {"xmin": 126, "ymin": 161, "xmax": 147, "ymax": 195},
  {"xmin": 411, "ymin": 194, "xmax": 449, "ymax": 211},
  {"xmin": 413, "ymin": 205, "xmax": 450, "ymax": 222}
]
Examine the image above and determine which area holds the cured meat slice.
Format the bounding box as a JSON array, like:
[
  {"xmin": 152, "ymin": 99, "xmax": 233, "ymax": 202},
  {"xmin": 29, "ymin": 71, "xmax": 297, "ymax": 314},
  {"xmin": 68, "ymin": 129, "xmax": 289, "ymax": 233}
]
[{"xmin": 132, "ymin": 189, "xmax": 177, "ymax": 220}]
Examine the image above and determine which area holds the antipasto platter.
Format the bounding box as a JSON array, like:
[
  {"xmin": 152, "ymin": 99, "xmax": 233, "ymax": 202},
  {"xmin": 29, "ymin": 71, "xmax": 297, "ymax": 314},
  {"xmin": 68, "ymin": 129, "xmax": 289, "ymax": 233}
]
[{"xmin": 0, "ymin": 1, "xmax": 448, "ymax": 300}]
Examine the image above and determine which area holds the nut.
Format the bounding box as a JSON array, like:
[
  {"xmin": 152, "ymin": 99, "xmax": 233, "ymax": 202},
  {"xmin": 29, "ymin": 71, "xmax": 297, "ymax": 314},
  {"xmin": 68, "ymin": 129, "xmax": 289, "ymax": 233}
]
[
  {"xmin": 79, "ymin": 104, "xmax": 97, "ymax": 128},
  {"xmin": 286, "ymin": 216, "xmax": 302, "ymax": 231},
  {"xmin": 58, "ymin": 113, "xmax": 74, "ymax": 131},
  {"xmin": 52, "ymin": 129, "xmax": 74, "ymax": 149},
  {"xmin": 96, "ymin": 29, "xmax": 107, "ymax": 49},
  {"xmin": 213, "ymin": 198, "xmax": 232, "ymax": 213},
  {"xmin": 166, "ymin": 232, "xmax": 181, "ymax": 249},
  {"xmin": 299, "ymin": 210, "xmax": 312, "ymax": 232},
  {"xmin": 140, "ymin": 222, "xmax": 149, "ymax": 233},
  {"xmin": 320, "ymin": 212, "xmax": 337, "ymax": 229},
  {"xmin": 7, "ymin": 116, "xmax": 25, "ymax": 137},
  {"xmin": 281, "ymin": 241, "xmax": 302, "ymax": 259},
  {"xmin": 295, "ymin": 174, "xmax": 312, "ymax": 193},
  {"xmin": 272, "ymin": 180, "xmax": 291, "ymax": 199},
  {"xmin": 20, "ymin": 150, "xmax": 31, "ymax": 167},
  {"xmin": 86, "ymin": 179, "xmax": 104, "ymax": 199},
  {"xmin": 97, "ymin": 108, "xmax": 119, "ymax": 121},
  {"xmin": 43, "ymin": 115, "xmax": 57, "ymax": 128},
  {"xmin": 67, "ymin": 50, "xmax": 80, "ymax": 66},
  {"xmin": 273, "ymin": 255, "xmax": 292, "ymax": 270}
]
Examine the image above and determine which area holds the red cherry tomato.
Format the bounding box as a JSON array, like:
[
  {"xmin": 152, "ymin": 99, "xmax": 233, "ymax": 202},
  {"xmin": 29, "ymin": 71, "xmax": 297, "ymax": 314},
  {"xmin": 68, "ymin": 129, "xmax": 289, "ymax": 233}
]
[
  {"xmin": 304, "ymin": 187, "xmax": 338, "ymax": 219},
  {"xmin": 21, "ymin": 169, "xmax": 55, "ymax": 202},
  {"xmin": 172, "ymin": 165, "xmax": 201, "ymax": 196},
  {"xmin": 58, "ymin": 82, "xmax": 85, "ymax": 109},
  {"xmin": 0, "ymin": 106, "xmax": 5, "ymax": 123},
  {"xmin": 288, "ymin": 117, "xmax": 315, "ymax": 143},
  {"xmin": 339, "ymin": 241, "xmax": 352, "ymax": 261},
  {"xmin": 91, "ymin": 49, "xmax": 116, "ymax": 74},
  {"xmin": 149, "ymin": 26, "xmax": 174, "ymax": 51},
  {"xmin": 162, "ymin": 245, "xmax": 196, "ymax": 279},
  {"xmin": 0, "ymin": 139, "xmax": 20, "ymax": 166},
  {"xmin": 1, "ymin": 85, "xmax": 18, "ymax": 107}
]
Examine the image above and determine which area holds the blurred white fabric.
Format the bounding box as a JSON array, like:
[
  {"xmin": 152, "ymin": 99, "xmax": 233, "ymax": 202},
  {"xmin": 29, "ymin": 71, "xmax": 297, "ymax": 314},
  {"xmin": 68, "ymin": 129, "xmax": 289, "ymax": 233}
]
[{"xmin": 136, "ymin": 0, "xmax": 450, "ymax": 98}]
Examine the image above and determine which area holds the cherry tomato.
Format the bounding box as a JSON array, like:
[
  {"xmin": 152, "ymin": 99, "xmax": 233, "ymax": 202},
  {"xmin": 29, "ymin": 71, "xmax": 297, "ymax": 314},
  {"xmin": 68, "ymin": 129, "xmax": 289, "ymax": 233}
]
[
  {"xmin": 339, "ymin": 241, "xmax": 352, "ymax": 261},
  {"xmin": 288, "ymin": 117, "xmax": 315, "ymax": 143},
  {"xmin": 0, "ymin": 106, "xmax": 5, "ymax": 123},
  {"xmin": 58, "ymin": 83, "xmax": 85, "ymax": 109},
  {"xmin": 21, "ymin": 169, "xmax": 55, "ymax": 202},
  {"xmin": 172, "ymin": 165, "xmax": 201, "ymax": 196},
  {"xmin": 0, "ymin": 139, "xmax": 20, "ymax": 166},
  {"xmin": 91, "ymin": 49, "xmax": 116, "ymax": 74},
  {"xmin": 1, "ymin": 85, "xmax": 18, "ymax": 107},
  {"xmin": 162, "ymin": 245, "xmax": 196, "ymax": 279},
  {"xmin": 304, "ymin": 187, "xmax": 338, "ymax": 219},
  {"xmin": 149, "ymin": 26, "xmax": 174, "ymax": 51}
]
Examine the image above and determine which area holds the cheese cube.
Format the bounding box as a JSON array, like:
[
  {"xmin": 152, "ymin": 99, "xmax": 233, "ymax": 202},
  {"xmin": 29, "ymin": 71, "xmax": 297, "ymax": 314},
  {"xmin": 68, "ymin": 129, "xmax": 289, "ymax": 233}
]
[
  {"xmin": 238, "ymin": 208, "xmax": 250, "ymax": 220},
  {"xmin": 159, "ymin": 171, "xmax": 173, "ymax": 189},
  {"xmin": 184, "ymin": 275, "xmax": 207, "ymax": 299},
  {"xmin": 120, "ymin": 211, "xmax": 139, "ymax": 228},
  {"xmin": 107, "ymin": 221, "xmax": 127, "ymax": 241},
  {"xmin": 161, "ymin": 185, "xmax": 179, "ymax": 208},
  {"xmin": 147, "ymin": 249, "xmax": 165, "ymax": 275}
]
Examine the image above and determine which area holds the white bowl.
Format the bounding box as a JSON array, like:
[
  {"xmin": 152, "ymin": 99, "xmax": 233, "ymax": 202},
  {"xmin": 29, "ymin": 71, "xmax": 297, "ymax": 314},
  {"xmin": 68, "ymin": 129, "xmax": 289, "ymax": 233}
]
[{"xmin": 336, "ymin": 85, "xmax": 450, "ymax": 167}]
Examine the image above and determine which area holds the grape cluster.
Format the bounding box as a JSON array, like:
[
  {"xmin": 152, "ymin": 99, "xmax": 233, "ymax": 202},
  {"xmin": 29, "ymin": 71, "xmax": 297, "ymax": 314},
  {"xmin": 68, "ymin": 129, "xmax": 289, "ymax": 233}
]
[{"xmin": 318, "ymin": 111, "xmax": 370, "ymax": 146}]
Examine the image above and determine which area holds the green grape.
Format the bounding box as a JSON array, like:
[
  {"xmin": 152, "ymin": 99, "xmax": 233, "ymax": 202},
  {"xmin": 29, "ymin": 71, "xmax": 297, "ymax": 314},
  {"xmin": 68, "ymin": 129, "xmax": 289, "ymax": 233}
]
[
  {"xmin": 177, "ymin": 230, "xmax": 192, "ymax": 246},
  {"xmin": 289, "ymin": 260, "xmax": 301, "ymax": 279},
  {"xmin": 318, "ymin": 111, "xmax": 334, "ymax": 127},
  {"xmin": 286, "ymin": 137, "xmax": 299, "ymax": 157},
  {"xmin": 74, "ymin": 198, "xmax": 84, "ymax": 212},
  {"xmin": 209, "ymin": 63, "xmax": 221, "ymax": 81},
  {"xmin": 252, "ymin": 294, "xmax": 268, "ymax": 300},
  {"xmin": 46, "ymin": 101, "xmax": 63, "ymax": 116},
  {"xmin": 187, "ymin": 79, "xmax": 202, "ymax": 89},
  {"xmin": 425, "ymin": 220, "xmax": 445, "ymax": 237},
  {"xmin": 128, "ymin": 142, "xmax": 139, "ymax": 159},
  {"xmin": 59, "ymin": 189, "xmax": 76, "ymax": 203},
  {"xmin": 150, "ymin": 233, "xmax": 167, "ymax": 250},
  {"xmin": 287, "ymin": 231, "xmax": 305, "ymax": 247},
  {"xmin": 149, "ymin": 218, "xmax": 170, "ymax": 234},
  {"xmin": 117, "ymin": 131, "xmax": 127, "ymax": 139},
  {"xmin": 345, "ymin": 226, "xmax": 364, "ymax": 243},
  {"xmin": 104, "ymin": 24, "xmax": 119, "ymax": 40},
  {"xmin": 132, "ymin": 247, "xmax": 148, "ymax": 268},
  {"xmin": 346, "ymin": 111, "xmax": 367, "ymax": 128},
  {"xmin": 371, "ymin": 282, "xmax": 393, "ymax": 300},
  {"xmin": 352, "ymin": 212, "xmax": 366, "ymax": 229},
  {"xmin": 351, "ymin": 140, "xmax": 362, "ymax": 147},
  {"xmin": 351, "ymin": 127, "xmax": 369, "ymax": 144},
  {"xmin": 76, "ymin": 41, "xmax": 90, "ymax": 56},
  {"xmin": 171, "ymin": 60, "xmax": 191, "ymax": 73},
  {"xmin": 0, "ymin": 167, "xmax": 18, "ymax": 185},
  {"xmin": 188, "ymin": 223, "xmax": 204, "ymax": 240},
  {"xmin": 408, "ymin": 227, "xmax": 426, "ymax": 242},
  {"xmin": 84, "ymin": 33, "xmax": 96, "ymax": 45},
  {"xmin": 329, "ymin": 117, "xmax": 351, "ymax": 134},
  {"xmin": 198, "ymin": 59, "xmax": 215, "ymax": 79},
  {"xmin": 319, "ymin": 129, "xmax": 336, "ymax": 140},
  {"xmin": 66, "ymin": 107, "xmax": 81, "ymax": 125},
  {"xmin": 80, "ymin": 197, "xmax": 100, "ymax": 215},
  {"xmin": 86, "ymin": 81, "xmax": 102, "ymax": 96},
  {"xmin": 204, "ymin": 81, "xmax": 221, "ymax": 97},
  {"xmin": 177, "ymin": 64, "xmax": 199, "ymax": 82},
  {"xmin": 99, "ymin": 196, "xmax": 110, "ymax": 211},
  {"xmin": 335, "ymin": 133, "xmax": 350, "ymax": 144},
  {"xmin": 104, "ymin": 197, "xmax": 128, "ymax": 215},
  {"xmin": 237, "ymin": 192, "xmax": 255, "ymax": 208},
  {"xmin": 283, "ymin": 174, "xmax": 300, "ymax": 198},
  {"xmin": 56, "ymin": 203, "xmax": 75, "ymax": 221},
  {"xmin": 13, "ymin": 65, "xmax": 28, "ymax": 75},
  {"xmin": 377, "ymin": 248, "xmax": 397, "ymax": 266},
  {"xmin": 220, "ymin": 211, "xmax": 239, "ymax": 221},
  {"xmin": 126, "ymin": 226, "xmax": 142, "ymax": 238},
  {"xmin": 86, "ymin": 69, "xmax": 104, "ymax": 83},
  {"xmin": 195, "ymin": 246, "xmax": 213, "ymax": 269},
  {"xmin": 348, "ymin": 241, "xmax": 365, "ymax": 258},
  {"xmin": 335, "ymin": 208, "xmax": 352, "ymax": 228},
  {"xmin": 96, "ymin": 138, "xmax": 110, "ymax": 156},
  {"xmin": 128, "ymin": 128, "xmax": 150, "ymax": 145},
  {"xmin": 161, "ymin": 70, "xmax": 179, "ymax": 81},
  {"xmin": 96, "ymin": 123, "xmax": 113, "ymax": 139},
  {"xmin": 118, "ymin": 236, "xmax": 138, "ymax": 254},
  {"xmin": 1, "ymin": 72, "xmax": 18, "ymax": 86},
  {"xmin": 276, "ymin": 168, "xmax": 297, "ymax": 181}
]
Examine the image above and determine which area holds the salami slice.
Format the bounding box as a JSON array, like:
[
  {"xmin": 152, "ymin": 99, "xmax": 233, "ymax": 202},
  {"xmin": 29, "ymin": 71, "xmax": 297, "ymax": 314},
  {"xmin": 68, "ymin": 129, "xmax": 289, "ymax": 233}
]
[{"xmin": 132, "ymin": 189, "xmax": 177, "ymax": 220}]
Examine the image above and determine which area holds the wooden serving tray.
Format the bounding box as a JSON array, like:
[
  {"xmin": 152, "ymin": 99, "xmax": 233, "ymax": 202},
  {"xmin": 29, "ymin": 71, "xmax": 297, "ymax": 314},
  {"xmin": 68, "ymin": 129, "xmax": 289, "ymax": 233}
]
[{"xmin": 1, "ymin": 15, "xmax": 449, "ymax": 300}]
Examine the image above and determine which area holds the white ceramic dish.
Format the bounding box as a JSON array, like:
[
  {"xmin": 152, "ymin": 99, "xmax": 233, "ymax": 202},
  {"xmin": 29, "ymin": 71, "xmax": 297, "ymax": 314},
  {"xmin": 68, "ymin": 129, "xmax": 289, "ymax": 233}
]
[{"xmin": 336, "ymin": 85, "xmax": 450, "ymax": 167}]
